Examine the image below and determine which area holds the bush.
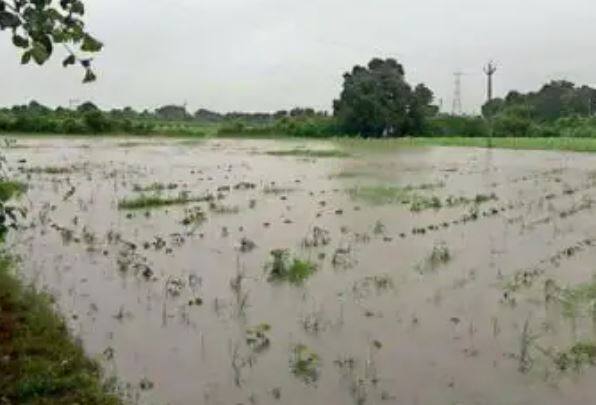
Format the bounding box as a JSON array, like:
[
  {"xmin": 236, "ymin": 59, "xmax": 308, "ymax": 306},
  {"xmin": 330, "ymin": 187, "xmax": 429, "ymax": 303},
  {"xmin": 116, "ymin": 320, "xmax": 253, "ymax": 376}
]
[
  {"xmin": 83, "ymin": 111, "xmax": 114, "ymax": 133},
  {"xmin": 426, "ymin": 115, "xmax": 490, "ymax": 137},
  {"xmin": 492, "ymin": 114, "xmax": 532, "ymax": 137},
  {"xmin": 62, "ymin": 118, "xmax": 87, "ymax": 134},
  {"xmin": 12, "ymin": 116, "xmax": 61, "ymax": 133},
  {"xmin": 528, "ymin": 124, "xmax": 561, "ymax": 137}
]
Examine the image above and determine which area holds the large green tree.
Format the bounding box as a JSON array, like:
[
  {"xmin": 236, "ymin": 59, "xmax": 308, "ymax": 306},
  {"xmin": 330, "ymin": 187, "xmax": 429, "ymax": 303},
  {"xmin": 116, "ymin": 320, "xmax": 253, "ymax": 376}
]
[
  {"xmin": 0, "ymin": 0, "xmax": 102, "ymax": 82},
  {"xmin": 333, "ymin": 58, "xmax": 436, "ymax": 137}
]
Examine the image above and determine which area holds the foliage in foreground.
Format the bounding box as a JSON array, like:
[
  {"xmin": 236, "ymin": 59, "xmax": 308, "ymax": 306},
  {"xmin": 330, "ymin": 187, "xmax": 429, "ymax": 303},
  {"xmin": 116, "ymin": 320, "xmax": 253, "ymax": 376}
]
[
  {"xmin": 0, "ymin": 256, "xmax": 120, "ymax": 404},
  {"xmin": 0, "ymin": 0, "xmax": 102, "ymax": 82}
]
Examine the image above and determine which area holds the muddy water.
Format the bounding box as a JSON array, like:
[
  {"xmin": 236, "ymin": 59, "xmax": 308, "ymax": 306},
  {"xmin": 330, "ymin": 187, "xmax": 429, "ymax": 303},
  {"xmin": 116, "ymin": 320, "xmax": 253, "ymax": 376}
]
[{"xmin": 6, "ymin": 137, "xmax": 596, "ymax": 404}]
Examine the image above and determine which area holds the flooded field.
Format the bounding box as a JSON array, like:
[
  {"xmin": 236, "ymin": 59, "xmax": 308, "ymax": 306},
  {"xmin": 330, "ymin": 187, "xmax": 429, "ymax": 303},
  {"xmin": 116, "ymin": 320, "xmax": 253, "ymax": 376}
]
[{"xmin": 6, "ymin": 137, "xmax": 596, "ymax": 404}]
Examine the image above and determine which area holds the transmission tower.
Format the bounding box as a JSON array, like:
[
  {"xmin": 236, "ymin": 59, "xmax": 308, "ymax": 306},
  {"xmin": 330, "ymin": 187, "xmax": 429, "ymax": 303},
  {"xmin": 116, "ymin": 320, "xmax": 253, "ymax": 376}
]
[
  {"xmin": 483, "ymin": 61, "xmax": 497, "ymax": 102},
  {"xmin": 452, "ymin": 71, "xmax": 463, "ymax": 115}
]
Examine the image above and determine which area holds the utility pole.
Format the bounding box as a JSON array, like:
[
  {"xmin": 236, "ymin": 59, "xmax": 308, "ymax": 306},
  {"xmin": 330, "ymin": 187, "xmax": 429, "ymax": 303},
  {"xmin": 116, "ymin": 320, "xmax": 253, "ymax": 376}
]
[
  {"xmin": 483, "ymin": 61, "xmax": 497, "ymax": 103},
  {"xmin": 452, "ymin": 71, "xmax": 463, "ymax": 115},
  {"xmin": 483, "ymin": 61, "xmax": 497, "ymax": 148}
]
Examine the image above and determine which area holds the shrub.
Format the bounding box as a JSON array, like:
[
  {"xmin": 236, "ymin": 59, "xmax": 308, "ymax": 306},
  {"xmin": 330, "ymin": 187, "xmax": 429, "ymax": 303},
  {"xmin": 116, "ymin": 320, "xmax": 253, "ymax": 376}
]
[{"xmin": 83, "ymin": 111, "xmax": 114, "ymax": 133}]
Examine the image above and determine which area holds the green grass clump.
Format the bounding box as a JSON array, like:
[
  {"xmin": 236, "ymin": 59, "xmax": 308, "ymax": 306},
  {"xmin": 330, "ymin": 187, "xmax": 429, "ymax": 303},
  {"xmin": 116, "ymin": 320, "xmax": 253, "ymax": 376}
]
[
  {"xmin": 364, "ymin": 137, "xmax": 596, "ymax": 154},
  {"xmin": 181, "ymin": 206, "xmax": 207, "ymax": 226},
  {"xmin": 22, "ymin": 166, "xmax": 74, "ymax": 175},
  {"xmin": 410, "ymin": 195, "xmax": 442, "ymax": 212},
  {"xmin": 118, "ymin": 193, "xmax": 213, "ymax": 210},
  {"xmin": 0, "ymin": 256, "xmax": 120, "ymax": 404},
  {"xmin": 416, "ymin": 243, "xmax": 452, "ymax": 273},
  {"xmin": 246, "ymin": 323, "xmax": 271, "ymax": 352},
  {"xmin": 560, "ymin": 280, "xmax": 596, "ymax": 317},
  {"xmin": 347, "ymin": 182, "xmax": 445, "ymax": 206},
  {"xmin": 266, "ymin": 149, "xmax": 350, "ymax": 158},
  {"xmin": 554, "ymin": 342, "xmax": 596, "ymax": 371},
  {"xmin": 267, "ymin": 249, "xmax": 317, "ymax": 284},
  {"xmin": 0, "ymin": 181, "xmax": 26, "ymax": 202},
  {"xmin": 347, "ymin": 186, "xmax": 411, "ymax": 205},
  {"xmin": 429, "ymin": 244, "xmax": 451, "ymax": 267},
  {"xmin": 133, "ymin": 182, "xmax": 178, "ymax": 192},
  {"xmin": 290, "ymin": 344, "xmax": 320, "ymax": 385}
]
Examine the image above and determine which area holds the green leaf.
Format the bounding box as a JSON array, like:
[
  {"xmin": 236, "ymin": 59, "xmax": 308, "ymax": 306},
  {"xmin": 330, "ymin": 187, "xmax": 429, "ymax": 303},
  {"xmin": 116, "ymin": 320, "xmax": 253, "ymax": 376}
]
[
  {"xmin": 21, "ymin": 50, "xmax": 32, "ymax": 65},
  {"xmin": 83, "ymin": 68, "xmax": 96, "ymax": 83},
  {"xmin": 62, "ymin": 54, "xmax": 76, "ymax": 67},
  {"xmin": 0, "ymin": 11, "xmax": 20, "ymax": 29},
  {"xmin": 31, "ymin": 42, "xmax": 50, "ymax": 65},
  {"xmin": 71, "ymin": 0, "xmax": 85, "ymax": 15},
  {"xmin": 12, "ymin": 34, "xmax": 29, "ymax": 48},
  {"xmin": 81, "ymin": 34, "xmax": 103, "ymax": 52}
]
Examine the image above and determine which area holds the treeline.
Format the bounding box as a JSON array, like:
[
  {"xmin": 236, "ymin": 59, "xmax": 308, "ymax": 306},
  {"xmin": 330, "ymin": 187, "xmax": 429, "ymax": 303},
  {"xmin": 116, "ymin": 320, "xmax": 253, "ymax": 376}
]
[
  {"xmin": 0, "ymin": 100, "xmax": 332, "ymax": 136},
  {"xmin": 0, "ymin": 101, "xmax": 155, "ymax": 135},
  {"xmin": 3, "ymin": 60, "xmax": 596, "ymax": 138},
  {"xmin": 478, "ymin": 80, "xmax": 596, "ymax": 137}
]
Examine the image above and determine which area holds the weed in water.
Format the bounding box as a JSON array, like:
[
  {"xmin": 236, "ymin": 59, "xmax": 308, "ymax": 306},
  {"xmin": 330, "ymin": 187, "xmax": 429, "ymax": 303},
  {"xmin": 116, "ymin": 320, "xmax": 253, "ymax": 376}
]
[
  {"xmin": 209, "ymin": 201, "xmax": 240, "ymax": 215},
  {"xmin": 266, "ymin": 249, "xmax": 317, "ymax": 284},
  {"xmin": 0, "ymin": 181, "xmax": 26, "ymax": 202},
  {"xmin": 352, "ymin": 274, "xmax": 394, "ymax": 300},
  {"xmin": 559, "ymin": 279, "xmax": 596, "ymax": 318},
  {"xmin": 416, "ymin": 243, "xmax": 452, "ymax": 273},
  {"xmin": 133, "ymin": 182, "xmax": 178, "ymax": 192},
  {"xmin": 429, "ymin": 243, "xmax": 451, "ymax": 267},
  {"xmin": 118, "ymin": 193, "xmax": 213, "ymax": 210},
  {"xmin": 554, "ymin": 342, "xmax": 596, "ymax": 371},
  {"xmin": 347, "ymin": 186, "xmax": 411, "ymax": 205},
  {"xmin": 302, "ymin": 226, "xmax": 331, "ymax": 248},
  {"xmin": 410, "ymin": 195, "xmax": 442, "ymax": 212},
  {"xmin": 289, "ymin": 344, "xmax": 320, "ymax": 385},
  {"xmin": 263, "ymin": 184, "xmax": 296, "ymax": 195},
  {"xmin": 21, "ymin": 165, "xmax": 75, "ymax": 175},
  {"xmin": 181, "ymin": 206, "xmax": 207, "ymax": 226},
  {"xmin": 239, "ymin": 237, "xmax": 257, "ymax": 253},
  {"xmin": 373, "ymin": 220, "xmax": 385, "ymax": 235},
  {"xmin": 246, "ymin": 323, "xmax": 271, "ymax": 352}
]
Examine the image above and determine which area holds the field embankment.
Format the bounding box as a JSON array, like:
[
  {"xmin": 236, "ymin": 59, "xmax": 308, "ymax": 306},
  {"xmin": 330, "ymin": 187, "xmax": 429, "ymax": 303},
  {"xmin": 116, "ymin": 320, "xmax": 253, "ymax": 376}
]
[{"xmin": 0, "ymin": 182, "xmax": 119, "ymax": 405}]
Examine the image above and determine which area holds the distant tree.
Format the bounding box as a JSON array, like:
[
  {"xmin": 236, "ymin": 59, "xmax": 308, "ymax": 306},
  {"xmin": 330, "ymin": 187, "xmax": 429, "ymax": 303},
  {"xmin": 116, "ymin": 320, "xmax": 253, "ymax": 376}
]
[
  {"xmin": 0, "ymin": 0, "xmax": 102, "ymax": 82},
  {"xmin": 290, "ymin": 107, "xmax": 315, "ymax": 117},
  {"xmin": 83, "ymin": 110, "xmax": 111, "ymax": 133},
  {"xmin": 274, "ymin": 110, "xmax": 288, "ymax": 119},
  {"xmin": 77, "ymin": 101, "xmax": 98, "ymax": 113},
  {"xmin": 485, "ymin": 80, "xmax": 596, "ymax": 121},
  {"xmin": 481, "ymin": 98, "xmax": 505, "ymax": 118},
  {"xmin": 409, "ymin": 83, "xmax": 437, "ymax": 131},
  {"xmin": 194, "ymin": 108, "xmax": 222, "ymax": 122},
  {"xmin": 333, "ymin": 58, "xmax": 436, "ymax": 137},
  {"xmin": 26, "ymin": 100, "xmax": 50, "ymax": 115},
  {"xmin": 155, "ymin": 105, "xmax": 189, "ymax": 121}
]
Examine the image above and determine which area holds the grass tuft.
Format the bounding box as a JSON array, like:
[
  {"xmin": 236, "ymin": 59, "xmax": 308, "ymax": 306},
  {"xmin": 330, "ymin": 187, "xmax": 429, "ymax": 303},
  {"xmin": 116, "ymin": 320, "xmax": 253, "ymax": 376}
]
[
  {"xmin": 118, "ymin": 193, "xmax": 213, "ymax": 210},
  {"xmin": 267, "ymin": 249, "xmax": 317, "ymax": 284},
  {"xmin": 0, "ymin": 181, "xmax": 27, "ymax": 202}
]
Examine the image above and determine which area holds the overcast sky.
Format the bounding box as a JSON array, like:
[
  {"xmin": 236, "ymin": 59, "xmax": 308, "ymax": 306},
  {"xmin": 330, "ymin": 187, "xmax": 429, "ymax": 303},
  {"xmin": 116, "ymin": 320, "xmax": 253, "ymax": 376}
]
[{"xmin": 1, "ymin": 0, "xmax": 594, "ymax": 113}]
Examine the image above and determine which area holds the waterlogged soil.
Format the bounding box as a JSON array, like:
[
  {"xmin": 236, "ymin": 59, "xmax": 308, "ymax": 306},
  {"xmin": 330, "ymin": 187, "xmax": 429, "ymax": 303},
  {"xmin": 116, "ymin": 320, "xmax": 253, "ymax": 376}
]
[{"xmin": 6, "ymin": 137, "xmax": 596, "ymax": 404}]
